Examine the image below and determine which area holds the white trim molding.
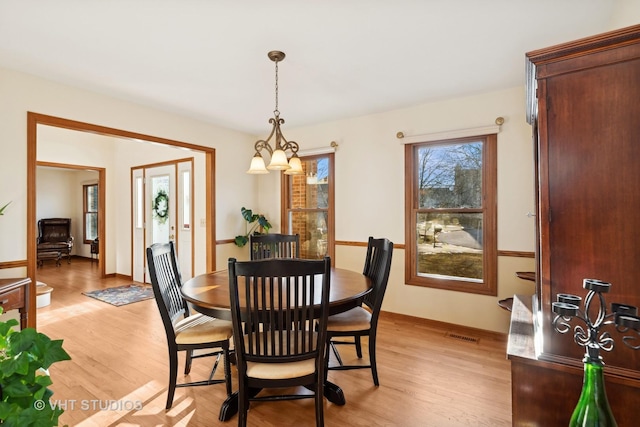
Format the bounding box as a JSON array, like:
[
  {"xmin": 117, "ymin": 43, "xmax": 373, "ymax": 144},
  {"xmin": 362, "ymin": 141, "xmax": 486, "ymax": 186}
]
[
  {"xmin": 297, "ymin": 143, "xmax": 337, "ymax": 157},
  {"xmin": 397, "ymin": 124, "xmax": 501, "ymax": 144}
]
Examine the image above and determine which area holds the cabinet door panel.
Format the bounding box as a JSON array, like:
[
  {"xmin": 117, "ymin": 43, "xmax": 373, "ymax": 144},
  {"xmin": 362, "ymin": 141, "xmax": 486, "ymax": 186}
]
[{"xmin": 541, "ymin": 58, "xmax": 640, "ymax": 371}]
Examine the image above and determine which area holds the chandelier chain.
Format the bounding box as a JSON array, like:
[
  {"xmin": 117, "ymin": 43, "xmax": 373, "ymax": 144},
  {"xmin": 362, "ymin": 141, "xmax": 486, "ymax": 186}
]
[{"xmin": 274, "ymin": 59, "xmax": 279, "ymax": 116}]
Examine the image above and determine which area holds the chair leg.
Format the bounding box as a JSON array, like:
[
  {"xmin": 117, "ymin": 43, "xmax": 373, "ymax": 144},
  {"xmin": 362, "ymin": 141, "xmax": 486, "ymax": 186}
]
[
  {"xmin": 355, "ymin": 335, "xmax": 363, "ymax": 358},
  {"xmin": 324, "ymin": 339, "xmax": 331, "ymax": 383},
  {"xmin": 166, "ymin": 350, "xmax": 178, "ymax": 409},
  {"xmin": 184, "ymin": 349, "xmax": 193, "ymax": 375},
  {"xmin": 315, "ymin": 381, "xmax": 324, "ymax": 427},
  {"xmin": 238, "ymin": 380, "xmax": 249, "ymax": 427},
  {"xmin": 224, "ymin": 346, "xmax": 232, "ymax": 396},
  {"xmin": 369, "ymin": 332, "xmax": 379, "ymax": 386}
]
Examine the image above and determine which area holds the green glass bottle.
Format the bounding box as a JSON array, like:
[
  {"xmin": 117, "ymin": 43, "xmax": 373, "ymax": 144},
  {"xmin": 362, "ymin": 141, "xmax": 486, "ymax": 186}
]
[{"xmin": 569, "ymin": 349, "xmax": 617, "ymax": 427}]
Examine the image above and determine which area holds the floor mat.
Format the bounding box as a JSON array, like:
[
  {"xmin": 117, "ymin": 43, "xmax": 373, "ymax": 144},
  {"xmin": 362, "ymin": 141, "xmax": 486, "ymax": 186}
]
[{"xmin": 83, "ymin": 284, "xmax": 154, "ymax": 306}]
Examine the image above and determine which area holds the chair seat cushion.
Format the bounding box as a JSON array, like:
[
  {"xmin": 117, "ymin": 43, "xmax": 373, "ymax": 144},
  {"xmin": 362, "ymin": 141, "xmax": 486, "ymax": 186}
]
[
  {"xmin": 174, "ymin": 313, "xmax": 233, "ymax": 345},
  {"xmin": 327, "ymin": 306, "xmax": 372, "ymax": 332},
  {"xmin": 38, "ymin": 242, "xmax": 71, "ymax": 251},
  {"xmin": 247, "ymin": 359, "xmax": 316, "ymax": 380},
  {"xmin": 244, "ymin": 331, "xmax": 318, "ymax": 380}
]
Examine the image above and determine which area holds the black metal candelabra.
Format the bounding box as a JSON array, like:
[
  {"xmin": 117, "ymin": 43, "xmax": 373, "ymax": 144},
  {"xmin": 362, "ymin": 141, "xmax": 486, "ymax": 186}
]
[
  {"xmin": 552, "ymin": 278, "xmax": 640, "ymax": 426},
  {"xmin": 552, "ymin": 278, "xmax": 640, "ymax": 354}
]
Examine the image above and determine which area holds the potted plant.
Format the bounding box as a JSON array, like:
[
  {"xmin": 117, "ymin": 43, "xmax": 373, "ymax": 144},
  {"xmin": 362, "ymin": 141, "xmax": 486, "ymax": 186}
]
[
  {"xmin": 234, "ymin": 207, "xmax": 272, "ymax": 247},
  {"xmin": 0, "ymin": 307, "xmax": 71, "ymax": 426}
]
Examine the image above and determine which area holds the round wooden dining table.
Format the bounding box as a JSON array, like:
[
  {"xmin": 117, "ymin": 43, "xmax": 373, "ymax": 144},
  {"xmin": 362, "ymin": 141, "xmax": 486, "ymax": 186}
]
[{"xmin": 181, "ymin": 266, "xmax": 372, "ymax": 421}]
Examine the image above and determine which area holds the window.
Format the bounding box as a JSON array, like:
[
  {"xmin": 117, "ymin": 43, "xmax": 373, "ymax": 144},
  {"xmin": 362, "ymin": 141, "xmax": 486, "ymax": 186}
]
[
  {"xmin": 181, "ymin": 170, "xmax": 191, "ymax": 230},
  {"xmin": 405, "ymin": 135, "xmax": 497, "ymax": 295},
  {"xmin": 83, "ymin": 183, "xmax": 98, "ymax": 243},
  {"xmin": 282, "ymin": 154, "xmax": 334, "ymax": 261},
  {"xmin": 135, "ymin": 176, "xmax": 143, "ymax": 229}
]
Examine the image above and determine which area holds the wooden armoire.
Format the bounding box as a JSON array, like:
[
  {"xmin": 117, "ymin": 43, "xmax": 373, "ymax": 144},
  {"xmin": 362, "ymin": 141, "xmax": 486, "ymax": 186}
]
[{"xmin": 508, "ymin": 25, "xmax": 640, "ymax": 425}]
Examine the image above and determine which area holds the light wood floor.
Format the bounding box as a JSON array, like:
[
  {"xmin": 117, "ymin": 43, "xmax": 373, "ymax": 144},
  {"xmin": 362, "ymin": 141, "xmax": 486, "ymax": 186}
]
[{"xmin": 36, "ymin": 257, "xmax": 512, "ymax": 426}]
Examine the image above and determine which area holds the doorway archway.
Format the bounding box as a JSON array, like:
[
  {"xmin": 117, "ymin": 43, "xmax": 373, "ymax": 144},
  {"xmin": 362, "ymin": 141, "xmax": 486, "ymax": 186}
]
[{"xmin": 27, "ymin": 112, "xmax": 216, "ymax": 328}]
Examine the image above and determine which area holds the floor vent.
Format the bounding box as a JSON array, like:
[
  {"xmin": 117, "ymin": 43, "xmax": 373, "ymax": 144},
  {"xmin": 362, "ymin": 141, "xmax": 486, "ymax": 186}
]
[{"xmin": 445, "ymin": 332, "xmax": 479, "ymax": 344}]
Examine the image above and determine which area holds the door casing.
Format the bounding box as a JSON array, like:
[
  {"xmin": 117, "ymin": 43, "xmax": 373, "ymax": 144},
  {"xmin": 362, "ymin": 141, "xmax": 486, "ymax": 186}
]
[{"xmin": 26, "ymin": 112, "xmax": 216, "ymax": 329}]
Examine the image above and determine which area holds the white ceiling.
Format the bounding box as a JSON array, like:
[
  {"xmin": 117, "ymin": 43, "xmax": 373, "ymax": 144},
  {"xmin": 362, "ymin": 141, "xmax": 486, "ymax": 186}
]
[{"xmin": 0, "ymin": 1, "xmax": 617, "ymax": 135}]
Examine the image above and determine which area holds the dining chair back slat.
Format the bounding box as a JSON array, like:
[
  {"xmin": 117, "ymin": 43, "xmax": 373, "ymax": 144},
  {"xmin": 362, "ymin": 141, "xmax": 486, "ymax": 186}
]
[
  {"xmin": 228, "ymin": 256, "xmax": 331, "ymax": 427},
  {"xmin": 150, "ymin": 244, "xmax": 188, "ymax": 326},
  {"xmin": 362, "ymin": 236, "xmax": 393, "ymax": 314},
  {"xmin": 326, "ymin": 236, "xmax": 393, "ymax": 386},
  {"xmin": 249, "ymin": 233, "xmax": 300, "ymax": 260},
  {"xmin": 147, "ymin": 242, "xmax": 233, "ymax": 409}
]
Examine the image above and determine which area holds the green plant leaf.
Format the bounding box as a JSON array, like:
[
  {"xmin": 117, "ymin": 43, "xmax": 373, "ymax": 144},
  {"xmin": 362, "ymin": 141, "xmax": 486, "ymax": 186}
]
[
  {"xmin": 10, "ymin": 403, "xmax": 62, "ymax": 427},
  {"xmin": 240, "ymin": 207, "xmax": 253, "ymax": 222},
  {"xmin": 235, "ymin": 207, "xmax": 271, "ymax": 247},
  {"xmin": 0, "ymin": 318, "xmax": 19, "ymax": 336},
  {"xmin": 0, "ymin": 301, "xmax": 69, "ymax": 427},
  {"xmin": 33, "ymin": 375, "xmax": 53, "ymax": 399},
  {"xmin": 9, "ymin": 328, "xmax": 39, "ymax": 354},
  {"xmin": 40, "ymin": 339, "xmax": 71, "ymax": 369},
  {"xmin": 234, "ymin": 235, "xmax": 248, "ymax": 247},
  {"xmin": 0, "ymin": 401, "xmax": 14, "ymax": 420},
  {"xmin": 2, "ymin": 353, "xmax": 31, "ymax": 377},
  {"xmin": 257, "ymin": 216, "xmax": 272, "ymax": 231},
  {"xmin": 0, "ymin": 402, "xmax": 23, "ymax": 426},
  {"xmin": 1, "ymin": 378, "xmax": 32, "ymax": 398}
]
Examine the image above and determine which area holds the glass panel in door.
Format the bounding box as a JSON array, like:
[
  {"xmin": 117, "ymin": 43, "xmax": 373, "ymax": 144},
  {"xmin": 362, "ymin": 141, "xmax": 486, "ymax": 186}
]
[{"xmin": 150, "ymin": 173, "xmax": 171, "ymax": 244}]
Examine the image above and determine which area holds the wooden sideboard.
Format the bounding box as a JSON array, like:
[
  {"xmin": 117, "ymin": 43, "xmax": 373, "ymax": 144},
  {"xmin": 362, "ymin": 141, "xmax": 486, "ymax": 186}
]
[
  {"xmin": 509, "ymin": 24, "xmax": 640, "ymax": 426},
  {"xmin": 0, "ymin": 277, "xmax": 30, "ymax": 329},
  {"xmin": 508, "ymin": 295, "xmax": 639, "ymax": 425}
]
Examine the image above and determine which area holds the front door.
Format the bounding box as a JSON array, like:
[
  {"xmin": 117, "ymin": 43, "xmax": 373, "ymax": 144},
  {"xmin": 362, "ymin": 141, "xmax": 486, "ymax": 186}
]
[{"xmin": 132, "ymin": 160, "xmax": 193, "ymax": 283}]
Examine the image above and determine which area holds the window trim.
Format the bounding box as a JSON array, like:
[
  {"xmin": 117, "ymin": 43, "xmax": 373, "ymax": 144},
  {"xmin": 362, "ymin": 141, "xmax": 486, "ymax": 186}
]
[
  {"xmin": 404, "ymin": 134, "xmax": 497, "ymax": 295},
  {"xmin": 83, "ymin": 183, "xmax": 99, "ymax": 244},
  {"xmin": 281, "ymin": 153, "xmax": 335, "ymax": 262}
]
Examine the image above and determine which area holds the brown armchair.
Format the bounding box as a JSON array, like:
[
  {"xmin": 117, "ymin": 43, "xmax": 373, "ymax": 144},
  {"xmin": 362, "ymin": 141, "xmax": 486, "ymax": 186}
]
[{"xmin": 37, "ymin": 218, "xmax": 74, "ymax": 264}]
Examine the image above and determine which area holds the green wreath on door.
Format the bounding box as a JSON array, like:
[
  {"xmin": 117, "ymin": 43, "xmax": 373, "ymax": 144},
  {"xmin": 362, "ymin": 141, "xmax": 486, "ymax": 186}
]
[{"xmin": 152, "ymin": 189, "xmax": 169, "ymax": 224}]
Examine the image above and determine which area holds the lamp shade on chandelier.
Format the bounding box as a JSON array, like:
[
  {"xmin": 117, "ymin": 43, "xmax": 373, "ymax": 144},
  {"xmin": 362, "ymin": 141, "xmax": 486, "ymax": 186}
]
[{"xmin": 247, "ymin": 51, "xmax": 304, "ymax": 175}]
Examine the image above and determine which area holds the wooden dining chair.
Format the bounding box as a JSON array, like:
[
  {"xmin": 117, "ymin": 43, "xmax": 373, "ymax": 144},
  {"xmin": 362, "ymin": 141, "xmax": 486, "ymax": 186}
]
[
  {"xmin": 146, "ymin": 242, "xmax": 233, "ymax": 409},
  {"xmin": 228, "ymin": 256, "xmax": 331, "ymax": 427},
  {"xmin": 325, "ymin": 237, "xmax": 393, "ymax": 386},
  {"xmin": 249, "ymin": 233, "xmax": 300, "ymax": 260}
]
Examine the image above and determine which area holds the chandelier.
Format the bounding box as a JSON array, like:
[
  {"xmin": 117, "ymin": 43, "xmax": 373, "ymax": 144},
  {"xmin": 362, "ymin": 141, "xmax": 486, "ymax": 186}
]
[{"xmin": 247, "ymin": 51, "xmax": 303, "ymax": 175}]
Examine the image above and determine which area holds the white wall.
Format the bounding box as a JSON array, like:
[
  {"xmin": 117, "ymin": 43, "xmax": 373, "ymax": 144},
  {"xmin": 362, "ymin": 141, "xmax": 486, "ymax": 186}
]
[
  {"xmin": 610, "ymin": 0, "xmax": 640, "ymax": 28},
  {"xmin": 0, "ymin": 65, "xmax": 538, "ymax": 333},
  {"xmin": 36, "ymin": 168, "xmax": 77, "ymax": 222},
  {"xmin": 35, "ymin": 167, "xmax": 99, "ymax": 258},
  {"xmin": 257, "ymin": 86, "xmax": 537, "ymax": 333},
  {"xmin": 0, "ymin": 66, "xmax": 258, "ymax": 276}
]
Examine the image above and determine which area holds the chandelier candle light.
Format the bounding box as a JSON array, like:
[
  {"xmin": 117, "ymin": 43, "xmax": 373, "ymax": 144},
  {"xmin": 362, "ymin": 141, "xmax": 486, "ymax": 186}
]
[
  {"xmin": 552, "ymin": 278, "xmax": 640, "ymax": 426},
  {"xmin": 247, "ymin": 51, "xmax": 304, "ymax": 175}
]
